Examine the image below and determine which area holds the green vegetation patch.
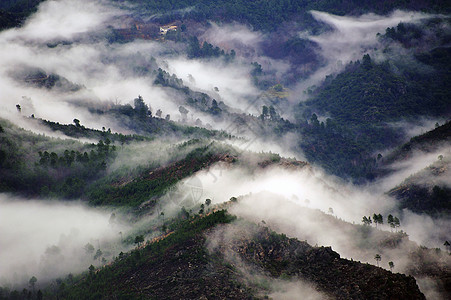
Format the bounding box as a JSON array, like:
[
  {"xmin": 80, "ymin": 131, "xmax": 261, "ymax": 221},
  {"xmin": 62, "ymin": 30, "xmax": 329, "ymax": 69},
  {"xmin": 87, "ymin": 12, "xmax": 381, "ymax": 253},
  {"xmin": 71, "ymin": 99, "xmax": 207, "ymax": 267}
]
[{"xmin": 52, "ymin": 211, "xmax": 241, "ymax": 300}]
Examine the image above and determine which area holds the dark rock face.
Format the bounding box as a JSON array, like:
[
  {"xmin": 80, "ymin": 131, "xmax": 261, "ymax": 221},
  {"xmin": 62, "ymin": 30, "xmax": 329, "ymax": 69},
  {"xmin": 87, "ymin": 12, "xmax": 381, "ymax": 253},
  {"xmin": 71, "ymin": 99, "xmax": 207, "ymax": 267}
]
[
  {"xmin": 117, "ymin": 237, "xmax": 256, "ymax": 300},
  {"xmin": 208, "ymin": 223, "xmax": 426, "ymax": 300}
]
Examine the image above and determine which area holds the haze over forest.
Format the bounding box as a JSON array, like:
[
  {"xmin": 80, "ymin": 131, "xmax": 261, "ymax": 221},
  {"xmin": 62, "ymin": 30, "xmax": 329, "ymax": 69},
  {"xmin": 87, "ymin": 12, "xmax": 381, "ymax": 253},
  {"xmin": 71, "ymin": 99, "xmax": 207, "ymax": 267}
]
[{"xmin": 0, "ymin": 0, "xmax": 450, "ymax": 299}]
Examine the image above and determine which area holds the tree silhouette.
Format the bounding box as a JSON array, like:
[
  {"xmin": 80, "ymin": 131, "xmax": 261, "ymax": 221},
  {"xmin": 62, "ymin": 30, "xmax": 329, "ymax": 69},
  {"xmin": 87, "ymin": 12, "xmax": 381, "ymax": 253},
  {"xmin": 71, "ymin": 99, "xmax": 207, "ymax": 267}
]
[
  {"xmin": 378, "ymin": 214, "xmax": 383, "ymax": 225},
  {"xmin": 88, "ymin": 265, "xmax": 95, "ymax": 277},
  {"xmin": 84, "ymin": 243, "xmax": 95, "ymax": 255},
  {"xmin": 179, "ymin": 106, "xmax": 189, "ymax": 121},
  {"xmin": 373, "ymin": 214, "xmax": 383, "ymax": 228},
  {"xmin": 374, "ymin": 254, "xmax": 381, "ymax": 267},
  {"xmin": 387, "ymin": 214, "xmax": 394, "ymax": 231},
  {"xmin": 269, "ymin": 105, "xmax": 278, "ymax": 120},
  {"xmin": 261, "ymin": 105, "xmax": 269, "ymax": 120},
  {"xmin": 373, "ymin": 213, "xmax": 378, "ymax": 227},
  {"xmin": 362, "ymin": 53, "xmax": 373, "ymax": 70},
  {"xmin": 29, "ymin": 276, "xmax": 37, "ymax": 291},
  {"xmin": 134, "ymin": 235, "xmax": 144, "ymax": 247},
  {"xmin": 388, "ymin": 261, "xmax": 394, "ymax": 272},
  {"xmin": 393, "ymin": 217, "xmax": 400, "ymax": 232},
  {"xmin": 134, "ymin": 95, "xmax": 151, "ymax": 119},
  {"xmin": 94, "ymin": 249, "xmax": 103, "ymax": 262},
  {"xmin": 362, "ymin": 216, "xmax": 372, "ymax": 226},
  {"xmin": 444, "ymin": 241, "xmax": 450, "ymax": 253}
]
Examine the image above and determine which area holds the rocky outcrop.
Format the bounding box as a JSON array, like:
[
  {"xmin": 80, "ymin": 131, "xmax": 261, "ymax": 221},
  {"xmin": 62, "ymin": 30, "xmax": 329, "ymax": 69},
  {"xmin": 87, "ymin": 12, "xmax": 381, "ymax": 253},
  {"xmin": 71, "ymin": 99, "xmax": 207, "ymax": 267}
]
[{"xmin": 208, "ymin": 223, "xmax": 425, "ymax": 299}]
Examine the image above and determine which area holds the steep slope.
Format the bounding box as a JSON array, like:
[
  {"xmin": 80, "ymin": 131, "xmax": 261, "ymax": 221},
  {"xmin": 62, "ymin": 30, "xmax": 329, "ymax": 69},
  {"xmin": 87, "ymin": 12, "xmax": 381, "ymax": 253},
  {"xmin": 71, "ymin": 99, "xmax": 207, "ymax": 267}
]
[
  {"xmin": 51, "ymin": 211, "xmax": 257, "ymax": 300},
  {"xmin": 382, "ymin": 121, "xmax": 451, "ymax": 165},
  {"xmin": 1, "ymin": 2, "xmax": 450, "ymax": 299},
  {"xmin": 0, "ymin": 117, "xmax": 226, "ymax": 201},
  {"xmin": 46, "ymin": 211, "xmax": 425, "ymax": 299},
  {"xmin": 375, "ymin": 121, "xmax": 451, "ymax": 216},
  {"xmin": 0, "ymin": 0, "xmax": 44, "ymax": 30},
  {"xmin": 0, "ymin": 117, "xmax": 292, "ymax": 207},
  {"xmin": 388, "ymin": 157, "xmax": 451, "ymax": 216},
  {"xmin": 210, "ymin": 222, "xmax": 426, "ymax": 300},
  {"xmin": 296, "ymin": 47, "xmax": 451, "ymax": 180},
  {"xmin": 229, "ymin": 194, "xmax": 451, "ymax": 298}
]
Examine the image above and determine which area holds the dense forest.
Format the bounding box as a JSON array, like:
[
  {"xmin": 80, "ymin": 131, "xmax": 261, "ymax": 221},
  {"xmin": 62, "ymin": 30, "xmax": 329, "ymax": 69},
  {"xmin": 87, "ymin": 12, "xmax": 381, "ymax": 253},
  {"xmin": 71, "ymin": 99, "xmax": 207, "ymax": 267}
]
[
  {"xmin": 0, "ymin": 0, "xmax": 44, "ymax": 30},
  {"xmin": 294, "ymin": 18, "xmax": 451, "ymax": 180},
  {"xmin": 113, "ymin": 0, "xmax": 451, "ymax": 31}
]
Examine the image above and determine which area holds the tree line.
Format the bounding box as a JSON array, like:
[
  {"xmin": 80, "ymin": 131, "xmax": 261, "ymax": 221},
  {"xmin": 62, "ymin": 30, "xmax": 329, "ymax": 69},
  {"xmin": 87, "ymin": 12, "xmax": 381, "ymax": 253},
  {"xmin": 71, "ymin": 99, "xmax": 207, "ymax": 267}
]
[{"xmin": 362, "ymin": 213, "xmax": 401, "ymax": 231}]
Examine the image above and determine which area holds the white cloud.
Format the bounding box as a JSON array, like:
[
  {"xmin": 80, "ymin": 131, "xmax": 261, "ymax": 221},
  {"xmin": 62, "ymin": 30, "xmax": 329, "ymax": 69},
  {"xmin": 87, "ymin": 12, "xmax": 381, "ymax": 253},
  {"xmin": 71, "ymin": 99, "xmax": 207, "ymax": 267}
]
[
  {"xmin": 0, "ymin": 195, "xmax": 129, "ymax": 286},
  {"xmin": 295, "ymin": 10, "xmax": 431, "ymax": 97},
  {"xmin": 201, "ymin": 22, "xmax": 264, "ymax": 51},
  {"xmin": 4, "ymin": 0, "xmax": 120, "ymax": 42},
  {"xmin": 166, "ymin": 57, "xmax": 260, "ymax": 112}
]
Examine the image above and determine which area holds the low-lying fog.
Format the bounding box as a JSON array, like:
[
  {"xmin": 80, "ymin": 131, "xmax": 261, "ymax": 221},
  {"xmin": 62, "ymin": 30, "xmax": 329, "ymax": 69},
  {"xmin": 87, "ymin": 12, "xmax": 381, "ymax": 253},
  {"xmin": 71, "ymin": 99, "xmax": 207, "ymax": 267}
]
[
  {"xmin": 295, "ymin": 10, "xmax": 432, "ymax": 98},
  {"xmin": 0, "ymin": 0, "xmax": 262, "ymax": 134},
  {"xmin": 168, "ymin": 157, "xmax": 450, "ymax": 299},
  {"xmin": 1, "ymin": 0, "xmax": 440, "ymax": 135},
  {"xmin": 167, "ymin": 153, "xmax": 450, "ymax": 268},
  {"xmin": 0, "ymin": 195, "xmax": 130, "ymax": 288},
  {"xmin": 1, "ymin": 0, "xmax": 449, "ymax": 298}
]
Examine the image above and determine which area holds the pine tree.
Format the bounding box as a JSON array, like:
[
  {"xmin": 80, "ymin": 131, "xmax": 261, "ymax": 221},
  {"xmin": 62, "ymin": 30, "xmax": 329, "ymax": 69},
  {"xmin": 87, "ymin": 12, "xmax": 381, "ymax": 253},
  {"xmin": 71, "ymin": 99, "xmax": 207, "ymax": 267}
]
[{"xmin": 374, "ymin": 254, "xmax": 381, "ymax": 267}]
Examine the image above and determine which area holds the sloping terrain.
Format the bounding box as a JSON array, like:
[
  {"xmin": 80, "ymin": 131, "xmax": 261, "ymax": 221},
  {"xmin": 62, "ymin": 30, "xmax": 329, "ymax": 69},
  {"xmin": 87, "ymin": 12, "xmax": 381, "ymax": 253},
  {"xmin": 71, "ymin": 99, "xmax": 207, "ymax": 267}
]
[
  {"xmin": 382, "ymin": 121, "xmax": 451, "ymax": 165},
  {"xmin": 50, "ymin": 211, "xmax": 426, "ymax": 300},
  {"xmin": 0, "ymin": 0, "xmax": 450, "ymax": 299}
]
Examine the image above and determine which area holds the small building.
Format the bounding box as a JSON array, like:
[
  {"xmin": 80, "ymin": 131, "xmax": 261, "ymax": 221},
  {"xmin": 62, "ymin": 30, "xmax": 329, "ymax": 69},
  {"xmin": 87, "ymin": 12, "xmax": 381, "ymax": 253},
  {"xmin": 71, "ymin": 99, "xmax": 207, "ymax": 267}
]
[{"xmin": 160, "ymin": 25, "xmax": 177, "ymax": 35}]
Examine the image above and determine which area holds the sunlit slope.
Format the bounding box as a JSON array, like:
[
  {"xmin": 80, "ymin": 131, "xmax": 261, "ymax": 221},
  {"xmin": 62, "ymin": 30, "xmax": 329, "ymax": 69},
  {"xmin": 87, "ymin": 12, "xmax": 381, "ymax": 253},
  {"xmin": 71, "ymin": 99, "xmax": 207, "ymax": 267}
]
[
  {"xmin": 0, "ymin": 117, "xmax": 294, "ymax": 207},
  {"xmin": 0, "ymin": 117, "xmax": 226, "ymax": 203}
]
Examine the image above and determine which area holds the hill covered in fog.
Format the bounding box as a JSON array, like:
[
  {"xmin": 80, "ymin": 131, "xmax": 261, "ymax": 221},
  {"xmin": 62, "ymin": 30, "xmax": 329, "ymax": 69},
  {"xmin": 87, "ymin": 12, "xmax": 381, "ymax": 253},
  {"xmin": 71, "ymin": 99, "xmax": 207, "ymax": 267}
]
[{"xmin": 0, "ymin": 0, "xmax": 450, "ymax": 299}]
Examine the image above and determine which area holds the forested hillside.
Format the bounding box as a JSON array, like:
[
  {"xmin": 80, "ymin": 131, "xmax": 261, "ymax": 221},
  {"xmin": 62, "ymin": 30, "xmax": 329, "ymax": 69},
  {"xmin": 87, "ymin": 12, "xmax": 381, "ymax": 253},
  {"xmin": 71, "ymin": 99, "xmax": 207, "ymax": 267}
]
[
  {"xmin": 0, "ymin": 0, "xmax": 44, "ymax": 30},
  {"xmin": 0, "ymin": 0, "xmax": 450, "ymax": 299},
  {"xmin": 295, "ymin": 17, "xmax": 451, "ymax": 180},
  {"xmin": 48, "ymin": 211, "xmax": 426, "ymax": 300},
  {"xmin": 113, "ymin": 0, "xmax": 451, "ymax": 31}
]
